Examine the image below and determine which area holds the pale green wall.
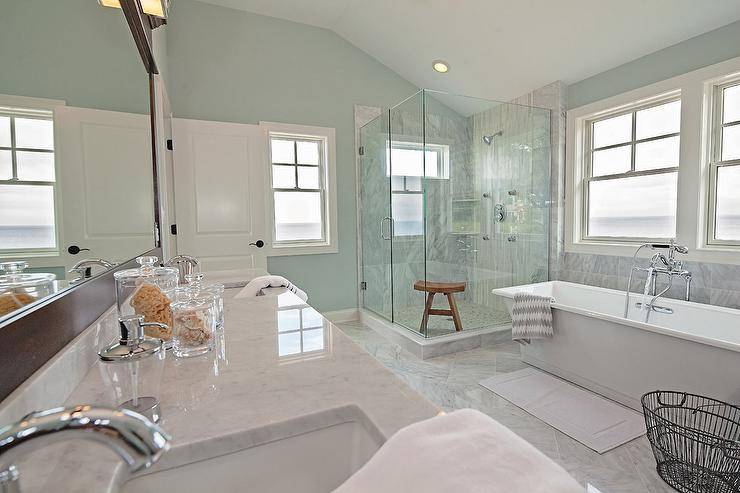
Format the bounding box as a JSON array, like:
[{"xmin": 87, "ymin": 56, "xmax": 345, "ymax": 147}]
[
  {"xmin": 167, "ymin": 0, "xmax": 417, "ymax": 311},
  {"xmin": 568, "ymin": 20, "xmax": 740, "ymax": 109},
  {"xmin": 153, "ymin": 27, "xmax": 170, "ymax": 92},
  {"xmin": 0, "ymin": 0, "xmax": 149, "ymax": 114}
]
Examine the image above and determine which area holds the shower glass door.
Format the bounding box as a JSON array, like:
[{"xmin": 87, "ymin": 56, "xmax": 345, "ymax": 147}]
[
  {"xmin": 359, "ymin": 113, "xmax": 392, "ymax": 320},
  {"xmin": 388, "ymin": 91, "xmax": 428, "ymax": 333}
]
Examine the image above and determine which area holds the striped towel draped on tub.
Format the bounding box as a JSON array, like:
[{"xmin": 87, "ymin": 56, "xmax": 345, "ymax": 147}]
[{"xmin": 511, "ymin": 292, "xmax": 553, "ymax": 343}]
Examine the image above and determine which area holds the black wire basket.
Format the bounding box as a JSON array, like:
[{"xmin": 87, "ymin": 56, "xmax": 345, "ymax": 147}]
[{"xmin": 642, "ymin": 391, "xmax": 740, "ymax": 493}]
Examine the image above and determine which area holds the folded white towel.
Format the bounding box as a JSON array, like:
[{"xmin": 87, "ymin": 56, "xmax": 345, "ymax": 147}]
[
  {"xmin": 334, "ymin": 409, "xmax": 583, "ymax": 493},
  {"xmin": 511, "ymin": 292, "xmax": 553, "ymax": 343},
  {"xmin": 235, "ymin": 275, "xmax": 308, "ymax": 302}
]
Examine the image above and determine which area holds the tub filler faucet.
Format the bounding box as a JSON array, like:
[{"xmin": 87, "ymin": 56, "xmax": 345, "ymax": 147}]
[
  {"xmin": 623, "ymin": 240, "xmax": 691, "ymax": 322},
  {"xmin": 0, "ymin": 405, "xmax": 170, "ymax": 493}
]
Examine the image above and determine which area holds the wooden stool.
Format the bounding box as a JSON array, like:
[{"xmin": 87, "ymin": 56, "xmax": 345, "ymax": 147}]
[{"xmin": 413, "ymin": 280, "xmax": 466, "ymax": 334}]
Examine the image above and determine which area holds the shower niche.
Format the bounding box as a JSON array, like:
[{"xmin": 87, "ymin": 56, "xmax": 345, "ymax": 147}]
[{"xmin": 359, "ymin": 89, "xmax": 551, "ymax": 339}]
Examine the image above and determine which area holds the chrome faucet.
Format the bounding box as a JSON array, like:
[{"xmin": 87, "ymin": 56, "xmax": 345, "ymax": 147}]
[
  {"xmin": 623, "ymin": 240, "xmax": 691, "ymax": 321},
  {"xmin": 164, "ymin": 255, "xmax": 200, "ymax": 284},
  {"xmin": 68, "ymin": 258, "xmax": 116, "ymax": 282},
  {"xmin": 0, "ymin": 405, "xmax": 170, "ymax": 492}
]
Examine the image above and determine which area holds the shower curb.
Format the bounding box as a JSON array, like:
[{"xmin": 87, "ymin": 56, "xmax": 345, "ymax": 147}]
[{"xmin": 359, "ymin": 309, "xmax": 511, "ymax": 359}]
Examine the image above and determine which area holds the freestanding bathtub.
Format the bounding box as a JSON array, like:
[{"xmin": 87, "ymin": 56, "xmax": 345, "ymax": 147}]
[{"xmin": 493, "ymin": 281, "xmax": 740, "ymax": 411}]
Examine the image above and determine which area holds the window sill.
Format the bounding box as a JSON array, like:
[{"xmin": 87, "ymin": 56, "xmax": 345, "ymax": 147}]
[
  {"xmin": 565, "ymin": 239, "xmax": 648, "ymax": 258},
  {"xmin": 268, "ymin": 242, "xmax": 338, "ymax": 257},
  {"xmin": 0, "ymin": 250, "xmax": 60, "ymax": 260}
]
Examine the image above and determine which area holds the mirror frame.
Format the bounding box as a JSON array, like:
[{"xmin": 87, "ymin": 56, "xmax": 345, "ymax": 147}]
[{"xmin": 0, "ymin": 0, "xmax": 164, "ymax": 401}]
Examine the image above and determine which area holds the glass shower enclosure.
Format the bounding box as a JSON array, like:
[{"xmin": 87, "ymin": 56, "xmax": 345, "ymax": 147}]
[{"xmin": 359, "ymin": 89, "xmax": 551, "ymax": 337}]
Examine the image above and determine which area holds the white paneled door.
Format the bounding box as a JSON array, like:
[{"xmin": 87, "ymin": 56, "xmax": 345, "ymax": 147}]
[
  {"xmin": 172, "ymin": 118, "xmax": 267, "ymax": 271},
  {"xmin": 56, "ymin": 106, "xmax": 155, "ymax": 270}
]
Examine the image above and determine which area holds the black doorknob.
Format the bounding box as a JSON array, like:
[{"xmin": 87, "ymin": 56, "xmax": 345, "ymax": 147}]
[
  {"xmin": 249, "ymin": 240, "xmax": 265, "ymax": 248},
  {"xmin": 67, "ymin": 245, "xmax": 91, "ymax": 255}
]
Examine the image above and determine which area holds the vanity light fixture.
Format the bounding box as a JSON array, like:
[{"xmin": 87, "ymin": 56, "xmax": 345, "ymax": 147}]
[
  {"xmin": 98, "ymin": 0, "xmax": 169, "ymax": 19},
  {"xmin": 432, "ymin": 60, "xmax": 450, "ymax": 73}
]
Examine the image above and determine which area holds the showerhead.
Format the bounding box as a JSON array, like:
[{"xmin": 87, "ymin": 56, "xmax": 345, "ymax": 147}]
[{"xmin": 482, "ymin": 130, "xmax": 503, "ymax": 145}]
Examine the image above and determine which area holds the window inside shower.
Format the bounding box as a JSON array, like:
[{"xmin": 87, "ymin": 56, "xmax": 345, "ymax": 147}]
[
  {"xmin": 386, "ymin": 141, "xmax": 450, "ymax": 236},
  {"xmin": 359, "ymin": 89, "xmax": 551, "ymax": 337}
]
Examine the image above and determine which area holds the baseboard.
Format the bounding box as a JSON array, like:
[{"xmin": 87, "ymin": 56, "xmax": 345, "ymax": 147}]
[{"xmin": 322, "ymin": 308, "xmax": 360, "ymax": 323}]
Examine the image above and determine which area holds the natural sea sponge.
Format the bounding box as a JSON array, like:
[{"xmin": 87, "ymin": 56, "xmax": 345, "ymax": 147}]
[
  {"xmin": 173, "ymin": 308, "xmax": 211, "ymax": 346},
  {"xmin": 130, "ymin": 283, "xmax": 173, "ymax": 340},
  {"xmin": 0, "ymin": 292, "xmax": 36, "ymax": 317}
]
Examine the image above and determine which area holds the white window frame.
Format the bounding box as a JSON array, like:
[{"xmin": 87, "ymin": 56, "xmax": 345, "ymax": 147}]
[
  {"xmin": 579, "ymin": 93, "xmax": 681, "ymax": 244},
  {"xmin": 566, "ymin": 55, "xmax": 740, "ymax": 264},
  {"xmin": 0, "ymin": 94, "xmax": 65, "ymax": 260},
  {"xmin": 260, "ymin": 122, "xmax": 337, "ymax": 256},
  {"xmin": 706, "ymin": 76, "xmax": 740, "ymax": 246}
]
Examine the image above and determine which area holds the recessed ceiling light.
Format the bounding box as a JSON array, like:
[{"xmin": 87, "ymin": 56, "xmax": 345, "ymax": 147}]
[{"xmin": 432, "ymin": 60, "xmax": 450, "ymax": 73}]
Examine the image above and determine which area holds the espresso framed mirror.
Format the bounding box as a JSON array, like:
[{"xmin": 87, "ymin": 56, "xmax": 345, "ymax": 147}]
[{"xmin": 0, "ymin": 0, "xmax": 165, "ymax": 400}]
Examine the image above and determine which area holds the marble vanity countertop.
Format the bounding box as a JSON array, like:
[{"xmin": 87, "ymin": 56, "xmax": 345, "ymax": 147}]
[{"xmin": 16, "ymin": 288, "xmax": 439, "ymax": 492}]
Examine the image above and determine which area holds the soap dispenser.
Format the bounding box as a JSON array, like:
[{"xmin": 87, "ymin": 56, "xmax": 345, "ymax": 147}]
[{"xmin": 98, "ymin": 315, "xmax": 167, "ymax": 423}]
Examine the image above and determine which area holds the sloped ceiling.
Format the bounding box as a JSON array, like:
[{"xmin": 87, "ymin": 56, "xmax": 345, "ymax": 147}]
[{"xmin": 195, "ymin": 0, "xmax": 740, "ymax": 101}]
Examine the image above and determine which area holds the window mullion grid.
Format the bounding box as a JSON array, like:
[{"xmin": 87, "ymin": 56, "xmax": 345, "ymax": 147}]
[
  {"xmin": 584, "ymin": 122, "xmax": 593, "ymax": 238},
  {"xmin": 709, "ymin": 82, "xmax": 736, "ymax": 245},
  {"xmin": 9, "ymin": 115, "xmax": 17, "ymax": 180},
  {"xmin": 583, "ymin": 101, "xmax": 681, "ymax": 242},
  {"xmin": 293, "ymin": 141, "xmax": 299, "ymax": 189},
  {"xmin": 630, "ymin": 110, "xmax": 637, "ymax": 172}
]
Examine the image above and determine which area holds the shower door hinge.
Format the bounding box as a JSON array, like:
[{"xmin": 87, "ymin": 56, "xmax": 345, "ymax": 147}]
[
  {"xmin": 360, "ymin": 281, "xmax": 367, "ymax": 290},
  {"xmin": 358, "ymin": 146, "xmax": 364, "ymax": 156}
]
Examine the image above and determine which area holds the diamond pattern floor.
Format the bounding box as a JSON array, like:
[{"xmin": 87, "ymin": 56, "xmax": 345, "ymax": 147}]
[{"xmin": 336, "ymin": 320, "xmax": 674, "ymax": 493}]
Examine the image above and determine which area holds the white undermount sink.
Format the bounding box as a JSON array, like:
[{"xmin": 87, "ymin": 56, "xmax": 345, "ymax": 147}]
[{"xmin": 122, "ymin": 409, "xmax": 382, "ymax": 493}]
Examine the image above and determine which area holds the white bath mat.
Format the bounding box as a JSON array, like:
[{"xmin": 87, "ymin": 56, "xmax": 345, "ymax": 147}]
[{"xmin": 479, "ymin": 367, "xmax": 645, "ymax": 453}]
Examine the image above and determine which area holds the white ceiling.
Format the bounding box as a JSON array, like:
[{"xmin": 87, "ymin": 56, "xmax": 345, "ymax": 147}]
[{"xmin": 197, "ymin": 0, "xmax": 740, "ymax": 102}]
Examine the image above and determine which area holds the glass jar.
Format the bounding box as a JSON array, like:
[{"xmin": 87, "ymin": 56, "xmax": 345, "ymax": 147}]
[
  {"xmin": 0, "ymin": 261, "xmax": 56, "ymax": 317},
  {"xmin": 170, "ymin": 291, "xmax": 217, "ymax": 358},
  {"xmin": 98, "ymin": 315, "xmax": 167, "ymax": 423},
  {"xmin": 185, "ymin": 274, "xmax": 225, "ymax": 330},
  {"xmin": 114, "ymin": 256, "xmax": 179, "ymax": 341}
]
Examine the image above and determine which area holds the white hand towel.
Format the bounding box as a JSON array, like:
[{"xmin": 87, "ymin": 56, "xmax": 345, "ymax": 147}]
[
  {"xmin": 511, "ymin": 292, "xmax": 553, "ymax": 343},
  {"xmin": 334, "ymin": 409, "xmax": 583, "ymax": 493},
  {"xmin": 235, "ymin": 275, "xmax": 308, "ymax": 302}
]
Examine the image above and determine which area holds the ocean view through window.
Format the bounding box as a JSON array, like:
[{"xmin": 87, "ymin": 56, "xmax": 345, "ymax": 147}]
[{"xmin": 583, "ymin": 98, "xmax": 680, "ymax": 240}]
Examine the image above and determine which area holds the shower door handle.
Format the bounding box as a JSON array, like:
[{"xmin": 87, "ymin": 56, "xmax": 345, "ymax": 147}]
[{"xmin": 380, "ymin": 216, "xmax": 392, "ymax": 240}]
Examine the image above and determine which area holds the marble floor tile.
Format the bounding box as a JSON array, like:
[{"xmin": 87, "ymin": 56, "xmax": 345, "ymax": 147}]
[{"xmin": 337, "ymin": 321, "xmax": 674, "ymax": 493}]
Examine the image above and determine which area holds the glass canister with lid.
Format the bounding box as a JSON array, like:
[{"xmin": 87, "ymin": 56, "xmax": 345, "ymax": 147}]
[
  {"xmin": 169, "ymin": 282, "xmax": 218, "ymax": 358},
  {"xmin": 0, "ymin": 261, "xmax": 56, "ymax": 317},
  {"xmin": 185, "ymin": 273, "xmax": 225, "ymax": 330},
  {"xmin": 113, "ymin": 256, "xmax": 179, "ymax": 341}
]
